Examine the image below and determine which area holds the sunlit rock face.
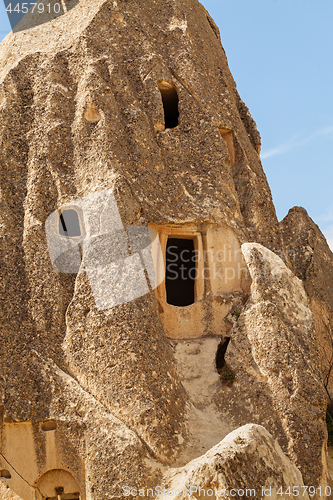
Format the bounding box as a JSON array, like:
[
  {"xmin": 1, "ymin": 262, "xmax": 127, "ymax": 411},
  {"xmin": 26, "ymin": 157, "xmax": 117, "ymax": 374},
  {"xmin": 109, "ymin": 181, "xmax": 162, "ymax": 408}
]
[
  {"xmin": 161, "ymin": 424, "xmax": 312, "ymax": 500},
  {"xmin": 281, "ymin": 207, "xmax": 333, "ymax": 400},
  {"xmin": 2, "ymin": 0, "xmax": 329, "ymax": 498},
  {"xmin": 220, "ymin": 243, "xmax": 327, "ymax": 487}
]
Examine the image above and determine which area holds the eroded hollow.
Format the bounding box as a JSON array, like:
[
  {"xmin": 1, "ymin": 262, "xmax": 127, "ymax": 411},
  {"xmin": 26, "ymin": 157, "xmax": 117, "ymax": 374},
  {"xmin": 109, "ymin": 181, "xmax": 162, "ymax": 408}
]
[
  {"xmin": 216, "ymin": 337, "xmax": 231, "ymax": 372},
  {"xmin": 157, "ymin": 80, "xmax": 179, "ymax": 129},
  {"xmin": 219, "ymin": 128, "xmax": 235, "ymax": 166},
  {"xmin": 165, "ymin": 238, "xmax": 196, "ymax": 307},
  {"xmin": 0, "ymin": 470, "xmax": 11, "ymax": 479},
  {"xmin": 41, "ymin": 420, "xmax": 57, "ymax": 432}
]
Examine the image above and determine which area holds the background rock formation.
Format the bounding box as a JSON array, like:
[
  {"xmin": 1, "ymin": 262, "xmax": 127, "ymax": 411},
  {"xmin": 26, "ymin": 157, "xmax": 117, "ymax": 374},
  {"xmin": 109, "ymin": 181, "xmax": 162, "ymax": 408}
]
[
  {"xmin": 281, "ymin": 207, "xmax": 333, "ymax": 402},
  {"xmin": 219, "ymin": 243, "xmax": 328, "ymax": 487}
]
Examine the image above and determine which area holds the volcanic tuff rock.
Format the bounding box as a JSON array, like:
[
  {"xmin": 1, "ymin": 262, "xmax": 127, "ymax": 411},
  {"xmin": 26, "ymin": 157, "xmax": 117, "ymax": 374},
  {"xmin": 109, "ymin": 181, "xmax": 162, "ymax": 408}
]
[
  {"xmin": 0, "ymin": 0, "xmax": 281, "ymax": 245},
  {"xmin": 219, "ymin": 243, "xmax": 328, "ymax": 487},
  {"xmin": 161, "ymin": 424, "xmax": 310, "ymax": 500},
  {"xmin": 0, "ymin": 0, "xmax": 331, "ymax": 498},
  {"xmin": 0, "ymin": 424, "xmax": 312, "ymax": 500},
  {"xmin": 0, "ymin": 354, "xmax": 156, "ymax": 499},
  {"xmin": 0, "ymin": 0, "xmax": 278, "ymax": 442},
  {"xmin": 281, "ymin": 207, "xmax": 333, "ymax": 400}
]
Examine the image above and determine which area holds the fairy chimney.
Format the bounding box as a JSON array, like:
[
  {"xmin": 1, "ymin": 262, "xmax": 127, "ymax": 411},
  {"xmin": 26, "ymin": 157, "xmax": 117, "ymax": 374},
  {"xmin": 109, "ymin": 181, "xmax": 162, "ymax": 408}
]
[{"xmin": 0, "ymin": 1, "xmax": 331, "ymax": 498}]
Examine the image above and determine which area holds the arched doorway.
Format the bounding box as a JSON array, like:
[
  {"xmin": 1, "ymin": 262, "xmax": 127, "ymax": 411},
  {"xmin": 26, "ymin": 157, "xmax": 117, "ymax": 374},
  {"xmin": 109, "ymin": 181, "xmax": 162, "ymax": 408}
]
[{"xmin": 36, "ymin": 470, "xmax": 81, "ymax": 500}]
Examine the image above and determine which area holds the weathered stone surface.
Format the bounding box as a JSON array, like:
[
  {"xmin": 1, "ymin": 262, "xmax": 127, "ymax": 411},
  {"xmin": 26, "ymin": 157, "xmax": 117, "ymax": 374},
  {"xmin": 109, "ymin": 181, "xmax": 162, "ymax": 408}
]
[
  {"xmin": 281, "ymin": 207, "xmax": 333, "ymax": 399},
  {"xmin": 218, "ymin": 243, "xmax": 328, "ymax": 487},
  {"xmin": 0, "ymin": 352, "xmax": 156, "ymax": 499},
  {"xmin": 0, "ymin": 0, "xmax": 280, "ymax": 459},
  {"xmin": 0, "ymin": 0, "xmax": 328, "ymax": 497},
  {"xmin": 162, "ymin": 424, "xmax": 310, "ymax": 500},
  {"xmin": 0, "ymin": 0, "xmax": 281, "ymax": 244},
  {"xmin": 0, "ymin": 485, "xmax": 22, "ymax": 500}
]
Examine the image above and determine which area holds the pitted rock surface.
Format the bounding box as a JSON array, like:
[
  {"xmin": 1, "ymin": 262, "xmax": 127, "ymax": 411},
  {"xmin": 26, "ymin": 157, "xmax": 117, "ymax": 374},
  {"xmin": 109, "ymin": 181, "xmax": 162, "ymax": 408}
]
[
  {"xmin": 281, "ymin": 207, "xmax": 333, "ymax": 399},
  {"xmin": 218, "ymin": 243, "xmax": 327, "ymax": 487},
  {"xmin": 0, "ymin": 0, "xmax": 329, "ymax": 498}
]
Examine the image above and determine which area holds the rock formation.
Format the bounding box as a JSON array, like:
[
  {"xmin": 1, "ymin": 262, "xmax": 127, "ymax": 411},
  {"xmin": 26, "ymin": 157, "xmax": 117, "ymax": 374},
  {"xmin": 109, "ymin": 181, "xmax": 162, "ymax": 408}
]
[
  {"xmin": 161, "ymin": 424, "xmax": 311, "ymax": 500},
  {"xmin": 220, "ymin": 243, "xmax": 327, "ymax": 487},
  {"xmin": 281, "ymin": 207, "xmax": 333, "ymax": 401},
  {"xmin": 0, "ymin": 0, "xmax": 332, "ymax": 499}
]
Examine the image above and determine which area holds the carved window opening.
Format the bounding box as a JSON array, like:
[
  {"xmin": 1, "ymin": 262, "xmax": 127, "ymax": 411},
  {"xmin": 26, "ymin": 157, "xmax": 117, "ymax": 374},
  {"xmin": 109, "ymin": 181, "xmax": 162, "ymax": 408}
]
[
  {"xmin": 59, "ymin": 209, "xmax": 81, "ymax": 237},
  {"xmin": 0, "ymin": 470, "xmax": 11, "ymax": 479},
  {"xmin": 158, "ymin": 81, "xmax": 179, "ymax": 129},
  {"xmin": 165, "ymin": 238, "xmax": 196, "ymax": 307},
  {"xmin": 219, "ymin": 128, "xmax": 235, "ymax": 166},
  {"xmin": 216, "ymin": 337, "xmax": 231, "ymax": 372}
]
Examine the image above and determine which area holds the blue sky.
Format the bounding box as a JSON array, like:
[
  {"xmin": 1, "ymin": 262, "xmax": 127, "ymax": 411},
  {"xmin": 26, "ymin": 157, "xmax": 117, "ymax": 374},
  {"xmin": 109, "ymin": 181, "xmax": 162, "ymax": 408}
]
[
  {"xmin": 1, "ymin": 0, "xmax": 333, "ymax": 249},
  {"xmin": 200, "ymin": 0, "xmax": 333, "ymax": 250}
]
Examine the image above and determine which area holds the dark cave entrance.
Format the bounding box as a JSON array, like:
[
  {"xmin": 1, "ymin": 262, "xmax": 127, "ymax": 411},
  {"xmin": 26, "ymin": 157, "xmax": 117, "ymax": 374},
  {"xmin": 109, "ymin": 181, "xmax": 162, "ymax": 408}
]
[
  {"xmin": 158, "ymin": 81, "xmax": 179, "ymax": 129},
  {"xmin": 216, "ymin": 337, "xmax": 231, "ymax": 372},
  {"xmin": 165, "ymin": 238, "xmax": 196, "ymax": 307}
]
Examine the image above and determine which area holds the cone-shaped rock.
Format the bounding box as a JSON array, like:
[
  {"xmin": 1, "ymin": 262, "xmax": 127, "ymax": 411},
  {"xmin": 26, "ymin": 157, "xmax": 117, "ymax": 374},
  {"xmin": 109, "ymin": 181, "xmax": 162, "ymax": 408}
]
[{"xmin": 1, "ymin": 1, "xmax": 323, "ymax": 499}]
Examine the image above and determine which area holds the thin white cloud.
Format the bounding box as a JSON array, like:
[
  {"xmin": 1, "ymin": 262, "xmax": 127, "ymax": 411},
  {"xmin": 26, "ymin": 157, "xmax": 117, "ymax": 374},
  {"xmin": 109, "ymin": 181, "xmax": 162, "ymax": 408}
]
[
  {"xmin": 317, "ymin": 204, "xmax": 333, "ymax": 224},
  {"xmin": 322, "ymin": 207, "xmax": 333, "ymax": 223},
  {"xmin": 261, "ymin": 126, "xmax": 333, "ymax": 160},
  {"xmin": 324, "ymin": 225, "xmax": 333, "ymax": 252},
  {"xmin": 261, "ymin": 135, "xmax": 300, "ymax": 159}
]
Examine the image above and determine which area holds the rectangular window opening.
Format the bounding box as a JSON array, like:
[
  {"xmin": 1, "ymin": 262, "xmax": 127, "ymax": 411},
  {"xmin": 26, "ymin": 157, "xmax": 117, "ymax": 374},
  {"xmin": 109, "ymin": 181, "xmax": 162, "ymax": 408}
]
[
  {"xmin": 158, "ymin": 80, "xmax": 179, "ymax": 129},
  {"xmin": 165, "ymin": 238, "xmax": 196, "ymax": 307}
]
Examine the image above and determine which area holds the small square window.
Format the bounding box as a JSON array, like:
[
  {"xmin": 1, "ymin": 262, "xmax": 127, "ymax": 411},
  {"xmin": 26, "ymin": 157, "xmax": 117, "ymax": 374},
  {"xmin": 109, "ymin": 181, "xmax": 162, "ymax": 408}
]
[{"xmin": 59, "ymin": 209, "xmax": 81, "ymax": 237}]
